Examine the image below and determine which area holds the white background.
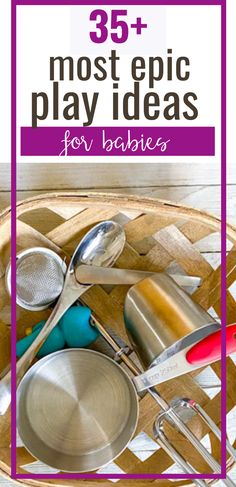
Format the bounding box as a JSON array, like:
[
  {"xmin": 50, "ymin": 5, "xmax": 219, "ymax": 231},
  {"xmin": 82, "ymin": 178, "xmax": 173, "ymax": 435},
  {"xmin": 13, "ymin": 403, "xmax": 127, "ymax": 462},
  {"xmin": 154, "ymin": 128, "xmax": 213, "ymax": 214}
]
[
  {"xmin": 1, "ymin": 2, "xmax": 235, "ymax": 166},
  {"xmin": 0, "ymin": 2, "xmax": 236, "ymax": 484},
  {"xmin": 0, "ymin": 2, "xmax": 229, "ymax": 164}
]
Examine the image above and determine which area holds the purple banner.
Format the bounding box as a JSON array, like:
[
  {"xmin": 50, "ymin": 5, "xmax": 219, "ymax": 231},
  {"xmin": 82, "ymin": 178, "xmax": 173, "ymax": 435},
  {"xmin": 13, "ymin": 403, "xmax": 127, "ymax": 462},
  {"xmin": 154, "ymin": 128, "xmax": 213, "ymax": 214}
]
[{"xmin": 21, "ymin": 126, "xmax": 215, "ymax": 157}]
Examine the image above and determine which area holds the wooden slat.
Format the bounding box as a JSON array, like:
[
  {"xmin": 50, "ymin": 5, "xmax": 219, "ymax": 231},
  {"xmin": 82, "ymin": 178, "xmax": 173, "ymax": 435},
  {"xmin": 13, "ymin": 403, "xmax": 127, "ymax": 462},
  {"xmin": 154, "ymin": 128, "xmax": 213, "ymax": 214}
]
[
  {"xmin": 1, "ymin": 185, "xmax": 236, "ymax": 220},
  {"xmin": 0, "ymin": 191, "xmax": 235, "ymax": 484},
  {"xmin": 154, "ymin": 225, "xmax": 213, "ymax": 278}
]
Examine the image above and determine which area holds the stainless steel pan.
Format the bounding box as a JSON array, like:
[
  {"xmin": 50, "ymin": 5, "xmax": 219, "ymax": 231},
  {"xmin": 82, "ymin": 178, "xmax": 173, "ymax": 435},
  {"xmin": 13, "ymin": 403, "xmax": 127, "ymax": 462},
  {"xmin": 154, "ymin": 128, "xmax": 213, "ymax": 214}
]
[{"xmin": 17, "ymin": 349, "xmax": 138, "ymax": 472}]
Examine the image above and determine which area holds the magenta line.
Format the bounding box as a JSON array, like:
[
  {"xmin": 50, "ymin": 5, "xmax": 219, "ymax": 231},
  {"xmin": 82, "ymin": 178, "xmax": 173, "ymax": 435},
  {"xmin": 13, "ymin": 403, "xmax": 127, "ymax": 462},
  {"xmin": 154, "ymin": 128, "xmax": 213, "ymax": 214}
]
[
  {"xmin": 14, "ymin": 473, "xmax": 223, "ymax": 480},
  {"xmin": 220, "ymin": 0, "xmax": 227, "ymax": 479},
  {"xmin": 11, "ymin": 0, "xmax": 226, "ymax": 480},
  {"xmin": 15, "ymin": 0, "xmax": 223, "ymax": 5},
  {"xmin": 11, "ymin": 0, "xmax": 17, "ymax": 478},
  {"xmin": 21, "ymin": 126, "xmax": 215, "ymax": 157}
]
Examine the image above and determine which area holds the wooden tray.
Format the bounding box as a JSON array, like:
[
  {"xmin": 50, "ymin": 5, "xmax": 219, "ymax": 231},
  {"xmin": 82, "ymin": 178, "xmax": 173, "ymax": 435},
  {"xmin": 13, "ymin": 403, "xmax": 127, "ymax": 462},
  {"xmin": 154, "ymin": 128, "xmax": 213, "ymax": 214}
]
[{"xmin": 0, "ymin": 192, "xmax": 236, "ymax": 487}]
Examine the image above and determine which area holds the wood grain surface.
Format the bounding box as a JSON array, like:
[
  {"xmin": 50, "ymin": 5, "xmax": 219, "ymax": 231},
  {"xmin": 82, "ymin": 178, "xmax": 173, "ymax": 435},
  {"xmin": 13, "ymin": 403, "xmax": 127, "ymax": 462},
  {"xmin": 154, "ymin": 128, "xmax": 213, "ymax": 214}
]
[
  {"xmin": 0, "ymin": 163, "xmax": 235, "ymax": 486},
  {"xmin": 0, "ymin": 162, "xmax": 236, "ymax": 191}
]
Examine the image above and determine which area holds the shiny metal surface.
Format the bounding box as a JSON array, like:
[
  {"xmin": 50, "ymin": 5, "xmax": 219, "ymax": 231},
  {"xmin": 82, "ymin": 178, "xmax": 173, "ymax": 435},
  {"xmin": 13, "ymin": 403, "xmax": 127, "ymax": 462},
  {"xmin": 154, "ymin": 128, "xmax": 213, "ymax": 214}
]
[
  {"xmin": 0, "ymin": 221, "xmax": 125, "ymax": 416},
  {"xmin": 182, "ymin": 399, "xmax": 236, "ymax": 462},
  {"xmin": 6, "ymin": 247, "xmax": 67, "ymax": 311},
  {"xmin": 71, "ymin": 220, "xmax": 126, "ymax": 272},
  {"xmin": 153, "ymin": 399, "xmax": 236, "ymax": 487},
  {"xmin": 91, "ymin": 313, "xmax": 232, "ymax": 479},
  {"xmin": 133, "ymin": 338, "xmax": 218, "ymax": 391},
  {"xmin": 124, "ymin": 273, "xmax": 219, "ymax": 369},
  {"xmin": 134, "ymin": 323, "xmax": 236, "ymax": 390},
  {"xmin": 17, "ymin": 349, "xmax": 138, "ymax": 472},
  {"xmin": 76, "ymin": 265, "xmax": 202, "ymax": 288},
  {"xmin": 152, "ymin": 421, "xmax": 208, "ymax": 487}
]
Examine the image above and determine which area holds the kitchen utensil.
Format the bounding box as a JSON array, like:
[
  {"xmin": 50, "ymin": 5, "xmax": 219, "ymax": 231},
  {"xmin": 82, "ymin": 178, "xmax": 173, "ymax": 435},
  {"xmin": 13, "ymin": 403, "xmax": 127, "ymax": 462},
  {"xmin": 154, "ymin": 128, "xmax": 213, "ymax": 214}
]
[
  {"xmin": 16, "ymin": 307, "xmax": 232, "ymax": 478},
  {"xmin": 17, "ymin": 349, "xmax": 139, "ymax": 472},
  {"xmin": 16, "ymin": 306, "xmax": 99, "ymax": 358},
  {"xmin": 134, "ymin": 323, "xmax": 236, "ymax": 391},
  {"xmin": 186, "ymin": 324, "xmax": 236, "ymax": 364},
  {"xmin": 76, "ymin": 264, "xmax": 202, "ymax": 288},
  {"xmin": 0, "ymin": 221, "xmax": 125, "ymax": 415},
  {"xmin": 153, "ymin": 397, "xmax": 236, "ymax": 487},
  {"xmin": 59, "ymin": 305, "xmax": 99, "ymax": 347},
  {"xmin": 163, "ymin": 398, "xmax": 236, "ymax": 462},
  {"xmin": 6, "ymin": 247, "xmax": 67, "ymax": 311},
  {"xmin": 124, "ymin": 273, "xmax": 220, "ymax": 370},
  {"xmin": 17, "ymin": 321, "xmax": 66, "ymax": 358},
  {"xmin": 1, "ymin": 191, "xmax": 235, "ymax": 482},
  {"xmin": 89, "ymin": 314, "xmax": 236, "ymax": 486}
]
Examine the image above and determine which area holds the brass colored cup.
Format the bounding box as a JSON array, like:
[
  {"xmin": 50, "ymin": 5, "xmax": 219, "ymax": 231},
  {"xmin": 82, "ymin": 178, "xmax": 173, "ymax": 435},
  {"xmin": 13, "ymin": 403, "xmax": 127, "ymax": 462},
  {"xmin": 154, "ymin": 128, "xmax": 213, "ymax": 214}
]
[{"xmin": 124, "ymin": 274, "xmax": 220, "ymax": 369}]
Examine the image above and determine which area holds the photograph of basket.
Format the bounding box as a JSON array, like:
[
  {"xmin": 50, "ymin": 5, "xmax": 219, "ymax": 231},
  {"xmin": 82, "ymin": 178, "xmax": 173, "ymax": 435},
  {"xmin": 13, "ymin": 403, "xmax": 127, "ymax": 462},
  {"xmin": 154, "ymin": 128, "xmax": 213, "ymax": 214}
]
[{"xmin": 0, "ymin": 191, "xmax": 236, "ymax": 485}]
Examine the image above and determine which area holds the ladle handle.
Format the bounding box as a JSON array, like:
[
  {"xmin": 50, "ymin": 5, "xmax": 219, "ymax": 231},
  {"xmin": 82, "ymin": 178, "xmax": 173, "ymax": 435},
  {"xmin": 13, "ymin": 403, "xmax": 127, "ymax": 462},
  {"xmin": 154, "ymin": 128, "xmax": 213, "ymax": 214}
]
[
  {"xmin": 76, "ymin": 265, "xmax": 202, "ymax": 288},
  {"xmin": 0, "ymin": 299, "xmax": 70, "ymax": 416}
]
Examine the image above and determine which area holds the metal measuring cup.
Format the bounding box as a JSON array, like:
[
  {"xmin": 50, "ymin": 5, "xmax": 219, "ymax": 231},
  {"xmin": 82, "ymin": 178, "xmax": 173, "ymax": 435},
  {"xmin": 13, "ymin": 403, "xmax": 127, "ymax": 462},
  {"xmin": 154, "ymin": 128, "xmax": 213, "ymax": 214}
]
[{"xmin": 124, "ymin": 273, "xmax": 220, "ymax": 370}]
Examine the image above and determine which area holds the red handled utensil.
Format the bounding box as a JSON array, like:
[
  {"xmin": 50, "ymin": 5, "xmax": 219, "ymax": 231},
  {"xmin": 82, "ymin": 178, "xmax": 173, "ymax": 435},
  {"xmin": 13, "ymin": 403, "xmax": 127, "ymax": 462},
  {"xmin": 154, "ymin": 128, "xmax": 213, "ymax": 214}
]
[
  {"xmin": 134, "ymin": 323, "xmax": 236, "ymax": 392},
  {"xmin": 92, "ymin": 315, "xmax": 236, "ymax": 482},
  {"xmin": 186, "ymin": 323, "xmax": 236, "ymax": 365}
]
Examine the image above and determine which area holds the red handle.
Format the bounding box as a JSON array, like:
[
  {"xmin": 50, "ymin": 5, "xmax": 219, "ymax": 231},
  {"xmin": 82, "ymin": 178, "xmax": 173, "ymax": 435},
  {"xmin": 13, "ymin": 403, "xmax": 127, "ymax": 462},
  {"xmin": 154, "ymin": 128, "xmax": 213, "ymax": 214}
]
[{"xmin": 186, "ymin": 323, "xmax": 236, "ymax": 366}]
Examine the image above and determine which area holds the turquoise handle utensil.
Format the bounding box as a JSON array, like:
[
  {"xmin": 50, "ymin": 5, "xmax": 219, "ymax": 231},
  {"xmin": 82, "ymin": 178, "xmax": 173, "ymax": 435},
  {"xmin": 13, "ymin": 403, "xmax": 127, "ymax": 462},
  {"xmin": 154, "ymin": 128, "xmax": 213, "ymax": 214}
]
[
  {"xmin": 17, "ymin": 323, "xmax": 65, "ymax": 358},
  {"xmin": 59, "ymin": 306, "xmax": 99, "ymax": 347},
  {"xmin": 16, "ymin": 306, "xmax": 99, "ymax": 358}
]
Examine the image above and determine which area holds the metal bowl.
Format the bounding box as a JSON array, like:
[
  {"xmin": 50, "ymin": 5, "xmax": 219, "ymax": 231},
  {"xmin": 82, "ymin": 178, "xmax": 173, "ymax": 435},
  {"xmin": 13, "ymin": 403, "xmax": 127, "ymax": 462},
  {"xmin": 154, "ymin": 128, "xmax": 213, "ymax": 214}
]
[
  {"xmin": 17, "ymin": 349, "xmax": 139, "ymax": 472},
  {"xmin": 6, "ymin": 247, "xmax": 67, "ymax": 312}
]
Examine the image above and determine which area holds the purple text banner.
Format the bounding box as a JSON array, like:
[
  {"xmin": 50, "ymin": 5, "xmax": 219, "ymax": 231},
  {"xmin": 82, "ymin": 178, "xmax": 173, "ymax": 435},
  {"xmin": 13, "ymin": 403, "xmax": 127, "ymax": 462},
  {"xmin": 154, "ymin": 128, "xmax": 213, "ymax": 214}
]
[{"xmin": 21, "ymin": 126, "xmax": 215, "ymax": 157}]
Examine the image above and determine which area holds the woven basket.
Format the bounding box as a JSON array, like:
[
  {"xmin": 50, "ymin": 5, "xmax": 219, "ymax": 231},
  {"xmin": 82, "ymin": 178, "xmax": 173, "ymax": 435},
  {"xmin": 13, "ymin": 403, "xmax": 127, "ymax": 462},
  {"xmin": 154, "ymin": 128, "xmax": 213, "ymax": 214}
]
[{"xmin": 0, "ymin": 192, "xmax": 236, "ymax": 487}]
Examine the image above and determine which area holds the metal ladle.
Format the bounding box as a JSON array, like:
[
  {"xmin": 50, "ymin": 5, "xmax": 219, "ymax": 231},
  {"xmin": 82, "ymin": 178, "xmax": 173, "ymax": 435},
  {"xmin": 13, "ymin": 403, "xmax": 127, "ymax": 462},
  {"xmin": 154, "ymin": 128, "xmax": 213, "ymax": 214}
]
[{"xmin": 0, "ymin": 220, "xmax": 126, "ymax": 415}]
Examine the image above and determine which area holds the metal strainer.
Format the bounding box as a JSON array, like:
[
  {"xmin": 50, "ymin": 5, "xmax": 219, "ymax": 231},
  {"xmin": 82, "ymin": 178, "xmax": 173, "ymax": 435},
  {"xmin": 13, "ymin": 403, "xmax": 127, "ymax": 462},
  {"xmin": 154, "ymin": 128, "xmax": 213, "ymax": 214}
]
[{"xmin": 6, "ymin": 247, "xmax": 67, "ymax": 311}]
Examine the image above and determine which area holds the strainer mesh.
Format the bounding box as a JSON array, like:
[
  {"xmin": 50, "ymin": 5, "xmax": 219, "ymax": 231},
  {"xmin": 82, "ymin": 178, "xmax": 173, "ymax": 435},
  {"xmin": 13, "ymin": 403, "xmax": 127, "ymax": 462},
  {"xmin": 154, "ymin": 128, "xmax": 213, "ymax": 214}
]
[{"xmin": 16, "ymin": 252, "xmax": 65, "ymax": 308}]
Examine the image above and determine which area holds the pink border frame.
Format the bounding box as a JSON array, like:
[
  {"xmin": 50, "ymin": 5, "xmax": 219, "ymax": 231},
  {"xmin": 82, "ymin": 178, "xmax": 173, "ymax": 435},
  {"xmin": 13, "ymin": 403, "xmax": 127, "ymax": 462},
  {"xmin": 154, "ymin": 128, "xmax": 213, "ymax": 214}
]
[{"xmin": 10, "ymin": 0, "xmax": 227, "ymax": 480}]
